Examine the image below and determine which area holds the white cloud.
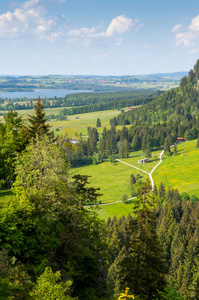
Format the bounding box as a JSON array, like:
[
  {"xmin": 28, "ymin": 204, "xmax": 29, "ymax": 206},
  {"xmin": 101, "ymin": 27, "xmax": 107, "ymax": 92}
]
[
  {"xmin": 175, "ymin": 31, "xmax": 196, "ymax": 46},
  {"xmin": 189, "ymin": 15, "xmax": 199, "ymax": 32},
  {"xmin": 173, "ymin": 15, "xmax": 199, "ymax": 46},
  {"xmin": 47, "ymin": 31, "xmax": 62, "ymax": 42},
  {"xmin": 171, "ymin": 24, "xmax": 182, "ymax": 33},
  {"xmin": 68, "ymin": 27, "xmax": 96, "ymax": 37},
  {"xmin": 0, "ymin": 0, "xmax": 56, "ymax": 40},
  {"xmin": 106, "ymin": 15, "xmax": 135, "ymax": 36},
  {"xmin": 67, "ymin": 15, "xmax": 143, "ymax": 45}
]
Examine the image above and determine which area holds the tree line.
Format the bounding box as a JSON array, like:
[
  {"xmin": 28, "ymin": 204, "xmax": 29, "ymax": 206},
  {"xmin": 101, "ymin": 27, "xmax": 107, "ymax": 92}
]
[{"xmin": 0, "ymin": 91, "xmax": 161, "ymax": 114}]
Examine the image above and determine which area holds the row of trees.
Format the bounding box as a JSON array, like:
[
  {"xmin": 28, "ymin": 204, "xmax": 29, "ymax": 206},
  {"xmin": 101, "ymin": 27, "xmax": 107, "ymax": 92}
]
[{"xmin": 63, "ymin": 115, "xmax": 197, "ymax": 167}]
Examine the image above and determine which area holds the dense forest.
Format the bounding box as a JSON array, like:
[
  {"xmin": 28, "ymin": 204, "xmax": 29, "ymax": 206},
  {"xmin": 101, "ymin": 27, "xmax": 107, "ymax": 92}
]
[
  {"xmin": 63, "ymin": 62, "xmax": 199, "ymax": 167},
  {"xmin": 0, "ymin": 61, "xmax": 199, "ymax": 299},
  {"xmin": 0, "ymin": 91, "xmax": 161, "ymax": 115}
]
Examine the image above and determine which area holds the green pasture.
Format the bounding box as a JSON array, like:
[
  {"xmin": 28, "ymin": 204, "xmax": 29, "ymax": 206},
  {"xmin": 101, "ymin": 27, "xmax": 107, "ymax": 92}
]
[
  {"xmin": 88, "ymin": 202, "xmax": 134, "ymax": 220},
  {"xmin": 71, "ymin": 160, "xmax": 148, "ymax": 204},
  {"xmin": 50, "ymin": 109, "xmax": 125, "ymax": 136},
  {"xmin": 153, "ymin": 140, "xmax": 199, "ymax": 196},
  {"xmin": 0, "ymin": 107, "xmax": 67, "ymax": 122},
  {"xmin": 0, "ymin": 107, "xmax": 71, "ymax": 117},
  {"xmin": 0, "ymin": 107, "xmax": 125, "ymax": 136},
  {"xmin": 119, "ymin": 149, "xmax": 162, "ymax": 174}
]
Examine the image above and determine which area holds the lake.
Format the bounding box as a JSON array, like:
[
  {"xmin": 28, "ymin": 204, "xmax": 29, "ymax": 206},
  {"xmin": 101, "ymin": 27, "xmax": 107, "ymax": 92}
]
[{"xmin": 0, "ymin": 89, "xmax": 92, "ymax": 99}]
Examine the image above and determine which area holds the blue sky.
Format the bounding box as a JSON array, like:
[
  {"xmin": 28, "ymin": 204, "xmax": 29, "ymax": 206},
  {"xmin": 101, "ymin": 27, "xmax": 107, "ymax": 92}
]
[{"xmin": 1, "ymin": 0, "xmax": 199, "ymax": 75}]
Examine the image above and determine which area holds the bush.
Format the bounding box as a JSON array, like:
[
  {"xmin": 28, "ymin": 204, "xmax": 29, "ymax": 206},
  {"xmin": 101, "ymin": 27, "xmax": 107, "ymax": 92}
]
[{"xmin": 121, "ymin": 193, "xmax": 128, "ymax": 204}]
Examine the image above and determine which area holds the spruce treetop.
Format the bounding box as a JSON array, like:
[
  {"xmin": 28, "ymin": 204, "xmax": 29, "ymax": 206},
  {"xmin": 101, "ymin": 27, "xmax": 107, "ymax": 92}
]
[{"xmin": 27, "ymin": 96, "xmax": 52, "ymax": 139}]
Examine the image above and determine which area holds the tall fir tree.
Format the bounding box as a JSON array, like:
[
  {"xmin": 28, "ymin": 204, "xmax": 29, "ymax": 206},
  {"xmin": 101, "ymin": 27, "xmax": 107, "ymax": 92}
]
[
  {"xmin": 27, "ymin": 96, "xmax": 51, "ymax": 139},
  {"xmin": 164, "ymin": 136, "xmax": 171, "ymax": 154},
  {"xmin": 173, "ymin": 142, "xmax": 177, "ymax": 155},
  {"xmin": 115, "ymin": 180, "xmax": 167, "ymax": 299},
  {"xmin": 96, "ymin": 118, "xmax": 101, "ymax": 127}
]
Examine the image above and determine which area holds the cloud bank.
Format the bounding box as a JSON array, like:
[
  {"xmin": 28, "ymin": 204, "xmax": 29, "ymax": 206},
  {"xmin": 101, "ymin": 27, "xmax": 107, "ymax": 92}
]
[
  {"xmin": 68, "ymin": 15, "xmax": 143, "ymax": 45},
  {"xmin": 0, "ymin": 1, "xmax": 143, "ymax": 47},
  {"xmin": 173, "ymin": 15, "xmax": 199, "ymax": 46},
  {"xmin": 0, "ymin": 0, "xmax": 56, "ymax": 39}
]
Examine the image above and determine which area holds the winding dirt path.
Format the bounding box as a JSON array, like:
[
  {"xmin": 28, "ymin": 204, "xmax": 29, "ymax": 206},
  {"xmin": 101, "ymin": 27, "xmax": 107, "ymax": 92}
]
[
  {"xmin": 116, "ymin": 150, "xmax": 164, "ymax": 192},
  {"xmin": 88, "ymin": 150, "xmax": 165, "ymax": 206}
]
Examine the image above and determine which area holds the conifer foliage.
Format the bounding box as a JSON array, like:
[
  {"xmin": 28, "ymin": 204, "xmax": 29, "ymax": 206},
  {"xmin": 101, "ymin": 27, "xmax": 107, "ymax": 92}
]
[
  {"xmin": 27, "ymin": 96, "xmax": 51, "ymax": 139},
  {"xmin": 115, "ymin": 180, "xmax": 167, "ymax": 299}
]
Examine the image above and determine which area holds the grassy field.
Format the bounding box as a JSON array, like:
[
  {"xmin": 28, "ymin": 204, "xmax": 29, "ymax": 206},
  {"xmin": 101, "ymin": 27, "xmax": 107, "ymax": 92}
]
[
  {"xmin": 89, "ymin": 202, "xmax": 134, "ymax": 220},
  {"xmin": 153, "ymin": 139, "xmax": 199, "ymax": 197},
  {"xmin": 120, "ymin": 149, "xmax": 162, "ymax": 173},
  {"xmin": 0, "ymin": 108, "xmax": 126, "ymax": 136},
  {"xmin": 50, "ymin": 109, "xmax": 127, "ymax": 136},
  {"xmin": 71, "ymin": 160, "xmax": 148, "ymax": 204}
]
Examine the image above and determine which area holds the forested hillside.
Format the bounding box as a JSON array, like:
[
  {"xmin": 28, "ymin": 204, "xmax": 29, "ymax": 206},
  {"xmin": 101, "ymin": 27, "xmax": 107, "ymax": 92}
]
[{"xmin": 0, "ymin": 61, "xmax": 199, "ymax": 299}]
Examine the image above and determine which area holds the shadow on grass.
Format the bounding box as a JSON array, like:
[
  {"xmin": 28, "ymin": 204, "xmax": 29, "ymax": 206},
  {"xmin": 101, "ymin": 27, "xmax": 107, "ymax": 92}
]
[{"xmin": 0, "ymin": 189, "xmax": 12, "ymax": 199}]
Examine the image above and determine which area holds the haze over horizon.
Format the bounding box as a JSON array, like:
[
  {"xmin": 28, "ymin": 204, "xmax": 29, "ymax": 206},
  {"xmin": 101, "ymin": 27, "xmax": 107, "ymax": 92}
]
[{"xmin": 0, "ymin": 0, "xmax": 199, "ymax": 76}]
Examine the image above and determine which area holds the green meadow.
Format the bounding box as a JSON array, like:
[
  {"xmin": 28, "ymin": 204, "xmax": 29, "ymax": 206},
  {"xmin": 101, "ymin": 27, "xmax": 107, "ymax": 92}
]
[
  {"xmin": 50, "ymin": 109, "xmax": 128, "ymax": 136},
  {"xmin": 0, "ymin": 108, "xmax": 126, "ymax": 136},
  {"xmin": 120, "ymin": 150, "xmax": 162, "ymax": 173},
  {"xmin": 153, "ymin": 139, "xmax": 199, "ymax": 197},
  {"xmin": 71, "ymin": 160, "xmax": 148, "ymax": 204},
  {"xmin": 89, "ymin": 202, "xmax": 135, "ymax": 220}
]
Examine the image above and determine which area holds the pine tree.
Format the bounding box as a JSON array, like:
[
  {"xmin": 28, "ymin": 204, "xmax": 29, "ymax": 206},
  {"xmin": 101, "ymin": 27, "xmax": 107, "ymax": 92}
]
[
  {"xmin": 159, "ymin": 182, "xmax": 166, "ymax": 200},
  {"xmin": 144, "ymin": 142, "xmax": 151, "ymax": 158},
  {"xmin": 173, "ymin": 142, "xmax": 177, "ymax": 155},
  {"xmin": 130, "ymin": 174, "xmax": 136, "ymax": 185},
  {"xmin": 164, "ymin": 136, "xmax": 171, "ymax": 154},
  {"xmin": 96, "ymin": 118, "xmax": 101, "ymax": 127},
  {"xmin": 116, "ymin": 180, "xmax": 168, "ymax": 300},
  {"xmin": 131, "ymin": 134, "xmax": 139, "ymax": 151},
  {"xmin": 27, "ymin": 96, "xmax": 51, "ymax": 139}
]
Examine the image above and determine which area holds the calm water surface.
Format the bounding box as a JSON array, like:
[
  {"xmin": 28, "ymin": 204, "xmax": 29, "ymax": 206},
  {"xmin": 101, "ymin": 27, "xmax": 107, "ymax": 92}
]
[{"xmin": 0, "ymin": 89, "xmax": 92, "ymax": 99}]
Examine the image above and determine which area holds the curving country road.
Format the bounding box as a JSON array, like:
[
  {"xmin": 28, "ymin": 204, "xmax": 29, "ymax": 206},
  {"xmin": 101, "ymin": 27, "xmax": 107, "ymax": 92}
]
[
  {"xmin": 116, "ymin": 150, "xmax": 164, "ymax": 193},
  {"xmin": 97, "ymin": 150, "xmax": 165, "ymax": 206}
]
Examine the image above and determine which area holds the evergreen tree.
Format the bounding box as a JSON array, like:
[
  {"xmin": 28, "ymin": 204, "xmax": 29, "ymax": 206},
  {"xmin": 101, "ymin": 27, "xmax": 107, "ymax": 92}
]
[
  {"xmin": 153, "ymin": 184, "xmax": 158, "ymax": 196},
  {"xmin": 123, "ymin": 139, "xmax": 129, "ymax": 158},
  {"xmin": 173, "ymin": 143, "xmax": 177, "ymax": 155},
  {"xmin": 115, "ymin": 180, "xmax": 167, "ymax": 299},
  {"xmin": 27, "ymin": 96, "xmax": 51, "ymax": 139},
  {"xmin": 131, "ymin": 134, "xmax": 139, "ymax": 151},
  {"xmin": 164, "ymin": 136, "xmax": 171, "ymax": 154},
  {"xmin": 144, "ymin": 142, "xmax": 151, "ymax": 158},
  {"xmin": 96, "ymin": 118, "xmax": 101, "ymax": 127},
  {"xmin": 159, "ymin": 182, "xmax": 166, "ymax": 200},
  {"xmin": 130, "ymin": 174, "xmax": 136, "ymax": 185}
]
